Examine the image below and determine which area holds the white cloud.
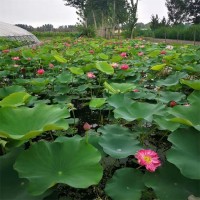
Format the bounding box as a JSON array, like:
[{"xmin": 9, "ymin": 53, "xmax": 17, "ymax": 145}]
[{"xmin": 0, "ymin": 0, "xmax": 168, "ymax": 27}]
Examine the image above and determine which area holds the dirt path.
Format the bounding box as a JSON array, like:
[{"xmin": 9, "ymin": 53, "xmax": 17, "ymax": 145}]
[{"xmin": 143, "ymin": 37, "xmax": 200, "ymax": 46}]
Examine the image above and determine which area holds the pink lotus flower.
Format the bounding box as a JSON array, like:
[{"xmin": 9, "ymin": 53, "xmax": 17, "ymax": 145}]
[
  {"xmin": 120, "ymin": 52, "xmax": 127, "ymax": 58},
  {"xmin": 160, "ymin": 50, "xmax": 166, "ymax": 55},
  {"xmin": 87, "ymin": 72, "xmax": 96, "ymax": 78},
  {"xmin": 140, "ymin": 45, "xmax": 145, "ymax": 48},
  {"xmin": 2, "ymin": 49, "xmax": 10, "ymax": 53},
  {"xmin": 89, "ymin": 50, "xmax": 94, "ymax": 54},
  {"xmin": 133, "ymin": 89, "xmax": 139, "ymax": 92},
  {"xmin": 12, "ymin": 57, "xmax": 20, "ymax": 61},
  {"xmin": 135, "ymin": 45, "xmax": 139, "ymax": 48},
  {"xmin": 83, "ymin": 122, "xmax": 92, "ymax": 131},
  {"xmin": 111, "ymin": 63, "xmax": 119, "ymax": 68},
  {"xmin": 120, "ymin": 64, "xmax": 129, "ymax": 70},
  {"xmin": 135, "ymin": 149, "xmax": 161, "ymax": 172},
  {"xmin": 138, "ymin": 52, "xmax": 144, "ymax": 56},
  {"xmin": 37, "ymin": 69, "xmax": 45, "ymax": 75},
  {"xmin": 64, "ymin": 43, "xmax": 71, "ymax": 47},
  {"xmin": 49, "ymin": 63, "xmax": 54, "ymax": 68}
]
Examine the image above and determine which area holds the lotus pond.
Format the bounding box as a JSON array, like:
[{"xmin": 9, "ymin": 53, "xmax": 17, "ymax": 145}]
[{"xmin": 0, "ymin": 37, "xmax": 200, "ymax": 200}]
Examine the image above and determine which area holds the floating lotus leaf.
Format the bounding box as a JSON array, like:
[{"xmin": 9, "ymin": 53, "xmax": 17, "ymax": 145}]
[
  {"xmin": 110, "ymin": 83, "xmax": 136, "ymax": 93},
  {"xmin": 98, "ymin": 124, "xmax": 141, "ymax": 158},
  {"xmin": 14, "ymin": 137, "xmax": 103, "ymax": 195},
  {"xmin": 29, "ymin": 78, "xmax": 50, "ymax": 86},
  {"xmin": 153, "ymin": 116, "xmax": 180, "ymax": 131},
  {"xmin": 180, "ymin": 79, "xmax": 200, "ymax": 90},
  {"xmin": 95, "ymin": 61, "xmax": 114, "ymax": 75},
  {"xmin": 53, "ymin": 54, "xmax": 67, "ymax": 63},
  {"xmin": 168, "ymin": 102, "xmax": 200, "ymax": 130},
  {"xmin": 107, "ymin": 93, "xmax": 132, "ymax": 108},
  {"xmin": 156, "ymin": 72, "xmax": 187, "ymax": 86},
  {"xmin": 111, "ymin": 55, "xmax": 122, "ymax": 62},
  {"xmin": 156, "ymin": 91, "xmax": 186, "ymax": 103},
  {"xmin": 0, "ymin": 104, "xmax": 70, "ymax": 140},
  {"xmin": 97, "ymin": 53, "xmax": 109, "ymax": 60},
  {"xmin": 69, "ymin": 67, "xmax": 84, "ymax": 75},
  {"xmin": 0, "ymin": 85, "xmax": 25, "ymax": 99},
  {"xmin": 105, "ymin": 168, "xmax": 145, "ymax": 200},
  {"xmin": 166, "ymin": 128, "xmax": 200, "ymax": 179},
  {"xmin": 56, "ymin": 72, "xmax": 73, "ymax": 83},
  {"xmin": 0, "ymin": 92, "xmax": 30, "ymax": 107},
  {"xmin": 148, "ymin": 50, "xmax": 161, "ymax": 58},
  {"xmin": 89, "ymin": 98, "xmax": 106, "ymax": 109},
  {"xmin": 0, "ymin": 149, "xmax": 49, "ymax": 200},
  {"xmin": 187, "ymin": 91, "xmax": 200, "ymax": 104},
  {"xmin": 114, "ymin": 102, "xmax": 165, "ymax": 122},
  {"xmin": 144, "ymin": 162, "xmax": 200, "ymax": 200},
  {"xmin": 151, "ymin": 64, "xmax": 166, "ymax": 70}
]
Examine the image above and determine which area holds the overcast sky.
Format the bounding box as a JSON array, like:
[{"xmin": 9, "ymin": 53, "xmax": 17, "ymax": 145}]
[{"xmin": 0, "ymin": 0, "xmax": 168, "ymax": 27}]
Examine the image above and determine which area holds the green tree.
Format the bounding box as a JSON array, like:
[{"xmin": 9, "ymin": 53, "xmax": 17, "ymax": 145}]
[
  {"xmin": 150, "ymin": 14, "xmax": 160, "ymax": 30},
  {"xmin": 166, "ymin": 0, "xmax": 200, "ymax": 24}
]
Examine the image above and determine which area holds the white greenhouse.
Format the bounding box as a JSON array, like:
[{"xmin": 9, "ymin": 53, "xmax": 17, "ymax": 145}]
[{"xmin": 0, "ymin": 21, "xmax": 40, "ymax": 45}]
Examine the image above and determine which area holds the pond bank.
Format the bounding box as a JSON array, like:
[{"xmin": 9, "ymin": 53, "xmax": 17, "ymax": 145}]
[{"xmin": 143, "ymin": 37, "xmax": 200, "ymax": 45}]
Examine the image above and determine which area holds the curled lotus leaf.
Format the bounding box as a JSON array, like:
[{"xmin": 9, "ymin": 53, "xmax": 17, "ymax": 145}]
[
  {"xmin": 168, "ymin": 102, "xmax": 200, "ymax": 131},
  {"xmin": 166, "ymin": 128, "xmax": 200, "ymax": 180},
  {"xmin": 114, "ymin": 102, "xmax": 165, "ymax": 122},
  {"xmin": 0, "ymin": 104, "xmax": 70, "ymax": 140}
]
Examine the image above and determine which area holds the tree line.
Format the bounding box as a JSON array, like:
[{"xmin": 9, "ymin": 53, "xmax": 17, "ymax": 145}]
[{"xmin": 15, "ymin": 24, "xmax": 77, "ymax": 32}]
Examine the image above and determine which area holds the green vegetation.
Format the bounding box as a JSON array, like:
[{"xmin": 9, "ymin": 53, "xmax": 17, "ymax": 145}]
[{"xmin": 0, "ymin": 36, "xmax": 200, "ymax": 200}]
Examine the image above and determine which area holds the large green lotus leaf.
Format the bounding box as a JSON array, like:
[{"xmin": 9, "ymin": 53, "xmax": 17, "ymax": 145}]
[
  {"xmin": 168, "ymin": 102, "xmax": 200, "ymax": 130},
  {"xmin": 156, "ymin": 72, "xmax": 187, "ymax": 86},
  {"xmin": 69, "ymin": 67, "xmax": 84, "ymax": 75},
  {"xmin": 95, "ymin": 61, "xmax": 114, "ymax": 75},
  {"xmin": 0, "ymin": 92, "xmax": 30, "ymax": 107},
  {"xmin": 156, "ymin": 91, "xmax": 186, "ymax": 103},
  {"xmin": 187, "ymin": 91, "xmax": 200, "ymax": 104},
  {"xmin": 111, "ymin": 55, "xmax": 122, "ymax": 62},
  {"xmin": 89, "ymin": 98, "xmax": 106, "ymax": 108},
  {"xmin": 151, "ymin": 64, "xmax": 166, "ymax": 71},
  {"xmin": 54, "ymin": 54, "xmax": 67, "ymax": 63},
  {"xmin": 21, "ymin": 49, "xmax": 34, "ymax": 59},
  {"xmin": 180, "ymin": 79, "xmax": 200, "ymax": 90},
  {"xmin": 107, "ymin": 93, "xmax": 132, "ymax": 108},
  {"xmin": 144, "ymin": 162, "xmax": 200, "ymax": 200},
  {"xmin": 56, "ymin": 72, "xmax": 73, "ymax": 83},
  {"xmin": 98, "ymin": 124, "xmax": 141, "ymax": 158},
  {"xmin": 0, "ymin": 85, "xmax": 25, "ymax": 99},
  {"xmin": 97, "ymin": 53, "xmax": 109, "ymax": 60},
  {"xmin": 105, "ymin": 168, "xmax": 145, "ymax": 200},
  {"xmin": 166, "ymin": 128, "xmax": 200, "ymax": 179},
  {"xmin": 0, "ymin": 149, "xmax": 49, "ymax": 200},
  {"xmin": 114, "ymin": 102, "xmax": 165, "ymax": 122},
  {"xmin": 14, "ymin": 138, "xmax": 103, "ymax": 195},
  {"xmin": 29, "ymin": 78, "xmax": 50, "ymax": 86},
  {"xmin": 0, "ymin": 104, "xmax": 70, "ymax": 140},
  {"xmin": 128, "ymin": 91, "xmax": 156, "ymax": 100},
  {"xmin": 153, "ymin": 116, "xmax": 180, "ymax": 131},
  {"xmin": 110, "ymin": 83, "xmax": 136, "ymax": 93},
  {"xmin": 148, "ymin": 50, "xmax": 161, "ymax": 58}
]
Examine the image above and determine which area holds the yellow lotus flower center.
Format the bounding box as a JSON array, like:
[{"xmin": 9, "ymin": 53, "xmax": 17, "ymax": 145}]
[{"xmin": 144, "ymin": 156, "xmax": 152, "ymax": 164}]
